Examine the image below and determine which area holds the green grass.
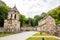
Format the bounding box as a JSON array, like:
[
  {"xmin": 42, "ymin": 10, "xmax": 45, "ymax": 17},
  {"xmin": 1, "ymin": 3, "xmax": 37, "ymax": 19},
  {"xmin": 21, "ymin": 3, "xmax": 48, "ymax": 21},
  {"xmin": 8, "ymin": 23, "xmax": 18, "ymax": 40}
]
[
  {"xmin": 33, "ymin": 32, "xmax": 53, "ymax": 36},
  {"xmin": 26, "ymin": 32, "xmax": 60, "ymax": 40},
  {"xmin": 0, "ymin": 33, "xmax": 13, "ymax": 37},
  {"xmin": 26, "ymin": 37, "xmax": 59, "ymax": 40}
]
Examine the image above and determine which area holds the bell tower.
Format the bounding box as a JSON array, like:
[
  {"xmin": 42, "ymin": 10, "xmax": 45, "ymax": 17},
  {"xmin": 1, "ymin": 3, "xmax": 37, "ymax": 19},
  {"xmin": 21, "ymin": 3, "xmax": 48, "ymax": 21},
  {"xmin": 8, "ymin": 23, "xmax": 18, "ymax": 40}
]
[
  {"xmin": 8, "ymin": 5, "xmax": 19, "ymax": 20},
  {"xmin": 4, "ymin": 5, "xmax": 20, "ymax": 33}
]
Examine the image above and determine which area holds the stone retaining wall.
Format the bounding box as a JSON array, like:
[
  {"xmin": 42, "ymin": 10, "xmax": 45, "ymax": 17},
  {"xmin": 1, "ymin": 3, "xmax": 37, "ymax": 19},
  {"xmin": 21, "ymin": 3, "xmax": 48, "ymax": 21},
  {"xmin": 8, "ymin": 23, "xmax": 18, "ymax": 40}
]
[
  {"xmin": 0, "ymin": 27, "xmax": 4, "ymax": 33},
  {"xmin": 21, "ymin": 27, "xmax": 37, "ymax": 31}
]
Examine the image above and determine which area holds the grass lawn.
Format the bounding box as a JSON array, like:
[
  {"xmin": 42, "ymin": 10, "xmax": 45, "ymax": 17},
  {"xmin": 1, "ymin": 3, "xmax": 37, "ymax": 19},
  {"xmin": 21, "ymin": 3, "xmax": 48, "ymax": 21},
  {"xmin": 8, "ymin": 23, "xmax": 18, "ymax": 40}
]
[
  {"xmin": 33, "ymin": 32, "xmax": 53, "ymax": 36},
  {"xmin": 26, "ymin": 37, "xmax": 59, "ymax": 40},
  {"xmin": 0, "ymin": 33, "xmax": 13, "ymax": 37},
  {"xmin": 26, "ymin": 32, "xmax": 60, "ymax": 40}
]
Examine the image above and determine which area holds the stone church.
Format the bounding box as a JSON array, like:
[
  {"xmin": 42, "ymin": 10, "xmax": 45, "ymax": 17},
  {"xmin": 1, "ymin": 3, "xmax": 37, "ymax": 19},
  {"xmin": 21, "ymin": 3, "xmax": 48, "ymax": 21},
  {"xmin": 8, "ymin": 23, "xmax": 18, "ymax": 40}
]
[
  {"xmin": 4, "ymin": 6, "xmax": 20, "ymax": 33},
  {"xmin": 38, "ymin": 15, "xmax": 56, "ymax": 35}
]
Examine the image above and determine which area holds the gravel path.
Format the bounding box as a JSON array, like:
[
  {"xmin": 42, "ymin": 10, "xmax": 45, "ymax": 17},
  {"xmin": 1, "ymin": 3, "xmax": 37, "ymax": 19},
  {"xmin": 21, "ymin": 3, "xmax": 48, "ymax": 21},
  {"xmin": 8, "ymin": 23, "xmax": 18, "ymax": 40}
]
[{"xmin": 0, "ymin": 31, "xmax": 37, "ymax": 40}]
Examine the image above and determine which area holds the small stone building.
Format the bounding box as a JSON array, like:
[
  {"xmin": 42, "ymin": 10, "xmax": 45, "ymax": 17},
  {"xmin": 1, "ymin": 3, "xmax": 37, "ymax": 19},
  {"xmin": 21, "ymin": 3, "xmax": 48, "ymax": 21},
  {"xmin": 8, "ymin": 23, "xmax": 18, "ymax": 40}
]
[
  {"xmin": 37, "ymin": 15, "xmax": 56, "ymax": 35},
  {"xmin": 4, "ymin": 6, "xmax": 20, "ymax": 33}
]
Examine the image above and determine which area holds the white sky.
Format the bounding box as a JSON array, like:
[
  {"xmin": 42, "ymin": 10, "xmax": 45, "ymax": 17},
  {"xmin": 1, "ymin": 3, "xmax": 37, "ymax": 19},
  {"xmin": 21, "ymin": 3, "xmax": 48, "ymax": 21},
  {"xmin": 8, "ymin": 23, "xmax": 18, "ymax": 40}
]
[{"xmin": 2, "ymin": 0, "xmax": 60, "ymax": 18}]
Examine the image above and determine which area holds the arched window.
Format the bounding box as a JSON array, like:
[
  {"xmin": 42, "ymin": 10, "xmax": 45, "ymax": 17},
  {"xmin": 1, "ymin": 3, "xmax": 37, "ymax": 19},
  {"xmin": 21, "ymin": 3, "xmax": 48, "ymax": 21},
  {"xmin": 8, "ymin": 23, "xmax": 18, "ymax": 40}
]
[{"xmin": 14, "ymin": 14, "xmax": 16, "ymax": 19}]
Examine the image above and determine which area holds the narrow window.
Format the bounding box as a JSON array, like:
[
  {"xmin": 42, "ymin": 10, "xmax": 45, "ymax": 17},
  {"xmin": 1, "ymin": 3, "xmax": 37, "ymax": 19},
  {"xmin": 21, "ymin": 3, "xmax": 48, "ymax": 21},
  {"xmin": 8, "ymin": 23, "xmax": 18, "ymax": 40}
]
[
  {"xmin": 10, "ymin": 14, "xmax": 12, "ymax": 19},
  {"xmin": 14, "ymin": 14, "xmax": 16, "ymax": 19}
]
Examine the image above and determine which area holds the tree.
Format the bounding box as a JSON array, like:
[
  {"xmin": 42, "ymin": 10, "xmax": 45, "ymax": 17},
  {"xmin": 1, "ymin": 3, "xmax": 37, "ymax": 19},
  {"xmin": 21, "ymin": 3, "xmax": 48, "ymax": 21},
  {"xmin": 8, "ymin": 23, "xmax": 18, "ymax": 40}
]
[
  {"xmin": 34, "ymin": 15, "xmax": 40, "ymax": 26},
  {"xmin": 48, "ymin": 6, "xmax": 60, "ymax": 24},
  {"xmin": 19, "ymin": 14, "xmax": 27, "ymax": 27},
  {"xmin": 26, "ymin": 18, "xmax": 33, "ymax": 27},
  {"xmin": 41, "ymin": 12, "xmax": 48, "ymax": 18},
  {"xmin": 0, "ymin": 0, "xmax": 10, "ymax": 27},
  {"xmin": 48, "ymin": 10, "xmax": 57, "ymax": 18}
]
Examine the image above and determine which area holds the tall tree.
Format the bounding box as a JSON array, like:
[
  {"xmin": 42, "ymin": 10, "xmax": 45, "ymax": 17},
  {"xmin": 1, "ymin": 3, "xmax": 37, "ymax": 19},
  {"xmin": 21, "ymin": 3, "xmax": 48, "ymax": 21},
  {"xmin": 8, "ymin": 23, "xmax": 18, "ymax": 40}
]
[
  {"xmin": 0, "ymin": 0, "xmax": 10, "ymax": 27},
  {"xmin": 19, "ymin": 14, "xmax": 27, "ymax": 27},
  {"xmin": 48, "ymin": 6, "xmax": 60, "ymax": 24}
]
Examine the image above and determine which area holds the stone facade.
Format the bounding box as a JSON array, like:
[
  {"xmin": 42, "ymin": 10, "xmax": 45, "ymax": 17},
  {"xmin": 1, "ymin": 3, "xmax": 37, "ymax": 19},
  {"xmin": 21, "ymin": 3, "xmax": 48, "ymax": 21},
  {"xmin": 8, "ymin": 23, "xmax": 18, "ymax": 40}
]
[
  {"xmin": 38, "ymin": 15, "xmax": 56, "ymax": 35},
  {"xmin": 55, "ymin": 24, "xmax": 60, "ymax": 37},
  {"xmin": 4, "ymin": 6, "xmax": 20, "ymax": 33}
]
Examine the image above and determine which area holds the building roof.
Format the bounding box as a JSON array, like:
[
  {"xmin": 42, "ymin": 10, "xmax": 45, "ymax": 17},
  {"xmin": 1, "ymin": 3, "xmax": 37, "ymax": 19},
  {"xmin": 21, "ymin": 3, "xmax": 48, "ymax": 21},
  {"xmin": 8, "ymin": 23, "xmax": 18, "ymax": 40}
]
[
  {"xmin": 38, "ymin": 15, "xmax": 53, "ymax": 23},
  {"xmin": 10, "ymin": 5, "xmax": 20, "ymax": 14}
]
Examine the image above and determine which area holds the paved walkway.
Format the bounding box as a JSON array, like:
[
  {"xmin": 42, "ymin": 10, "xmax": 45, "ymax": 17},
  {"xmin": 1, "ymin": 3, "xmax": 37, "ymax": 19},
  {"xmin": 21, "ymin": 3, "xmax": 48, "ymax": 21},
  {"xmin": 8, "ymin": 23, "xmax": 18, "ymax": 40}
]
[{"xmin": 0, "ymin": 31, "xmax": 37, "ymax": 40}]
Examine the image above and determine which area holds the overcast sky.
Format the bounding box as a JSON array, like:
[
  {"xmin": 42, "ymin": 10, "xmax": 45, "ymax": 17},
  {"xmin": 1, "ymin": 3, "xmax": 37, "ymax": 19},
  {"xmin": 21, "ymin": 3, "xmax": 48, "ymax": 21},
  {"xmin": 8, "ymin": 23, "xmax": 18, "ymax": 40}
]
[{"xmin": 2, "ymin": 0, "xmax": 60, "ymax": 18}]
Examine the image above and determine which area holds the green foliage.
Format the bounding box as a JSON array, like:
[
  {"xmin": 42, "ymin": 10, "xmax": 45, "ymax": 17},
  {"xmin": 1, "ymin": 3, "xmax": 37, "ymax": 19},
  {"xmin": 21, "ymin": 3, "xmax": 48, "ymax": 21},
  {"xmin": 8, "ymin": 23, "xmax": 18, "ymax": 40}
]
[
  {"xmin": 0, "ymin": 0, "xmax": 10, "ymax": 27},
  {"xmin": 41, "ymin": 12, "xmax": 48, "ymax": 18},
  {"xmin": 19, "ymin": 12, "xmax": 48, "ymax": 27},
  {"xmin": 48, "ymin": 6, "xmax": 60, "ymax": 24},
  {"xmin": 34, "ymin": 15, "xmax": 42, "ymax": 26},
  {"xmin": 33, "ymin": 13, "xmax": 47, "ymax": 26},
  {"xmin": 0, "ymin": 5, "xmax": 10, "ymax": 19},
  {"xmin": 19, "ymin": 14, "xmax": 27, "ymax": 27}
]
